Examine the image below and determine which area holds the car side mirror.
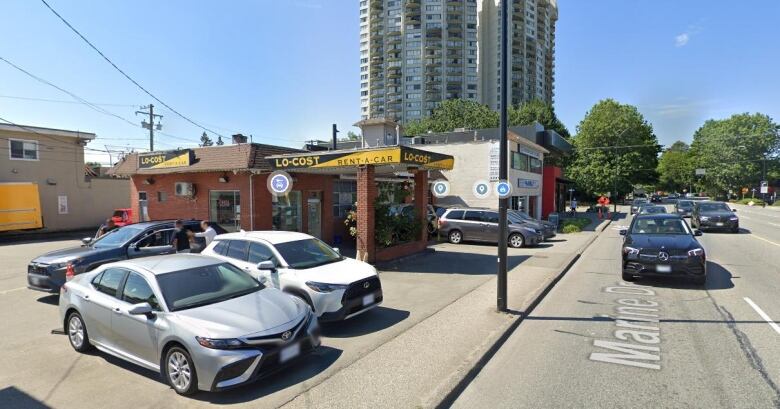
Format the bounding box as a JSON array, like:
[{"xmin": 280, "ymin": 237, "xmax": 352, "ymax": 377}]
[
  {"xmin": 257, "ymin": 260, "xmax": 276, "ymax": 270},
  {"xmin": 619, "ymin": 229, "xmax": 627, "ymax": 236},
  {"xmin": 81, "ymin": 237, "xmax": 92, "ymax": 246},
  {"xmin": 694, "ymin": 229, "xmax": 703, "ymax": 236},
  {"xmin": 731, "ymin": 208, "xmax": 737, "ymax": 212},
  {"xmin": 257, "ymin": 275, "xmax": 269, "ymax": 284},
  {"xmin": 128, "ymin": 302, "xmax": 153, "ymax": 316},
  {"xmin": 333, "ymin": 247, "xmax": 340, "ymax": 255}
]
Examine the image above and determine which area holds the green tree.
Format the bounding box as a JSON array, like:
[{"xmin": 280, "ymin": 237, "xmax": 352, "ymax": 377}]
[
  {"xmin": 566, "ymin": 99, "xmax": 660, "ymax": 197},
  {"xmin": 404, "ymin": 99, "xmax": 499, "ymax": 136},
  {"xmin": 216, "ymin": 135, "xmax": 224, "ymax": 146},
  {"xmin": 657, "ymin": 141, "xmax": 694, "ymax": 193},
  {"xmin": 508, "ymin": 99, "xmax": 570, "ymax": 138},
  {"xmin": 342, "ymin": 131, "xmax": 361, "ymax": 142},
  {"xmin": 199, "ymin": 132, "xmax": 213, "ymax": 147},
  {"xmin": 689, "ymin": 113, "xmax": 779, "ymax": 197}
]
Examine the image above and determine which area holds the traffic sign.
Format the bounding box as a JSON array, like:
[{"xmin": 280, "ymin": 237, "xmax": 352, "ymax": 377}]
[
  {"xmin": 495, "ymin": 180, "xmax": 512, "ymax": 198},
  {"xmin": 432, "ymin": 180, "xmax": 450, "ymax": 198},
  {"xmin": 267, "ymin": 170, "xmax": 293, "ymax": 196},
  {"xmin": 473, "ymin": 180, "xmax": 491, "ymax": 199},
  {"xmin": 695, "ymin": 168, "xmax": 706, "ymax": 176},
  {"xmin": 761, "ymin": 181, "xmax": 769, "ymax": 194}
]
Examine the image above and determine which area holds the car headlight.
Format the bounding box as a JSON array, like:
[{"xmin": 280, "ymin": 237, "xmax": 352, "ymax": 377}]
[
  {"xmin": 700, "ymin": 216, "xmax": 709, "ymax": 221},
  {"xmin": 623, "ymin": 246, "xmax": 640, "ymax": 256},
  {"xmin": 677, "ymin": 208, "xmax": 684, "ymax": 212},
  {"xmin": 729, "ymin": 216, "xmax": 738, "ymax": 221},
  {"xmin": 687, "ymin": 248, "xmax": 704, "ymax": 257},
  {"xmin": 50, "ymin": 262, "xmax": 68, "ymax": 270},
  {"xmin": 305, "ymin": 281, "xmax": 350, "ymax": 293},
  {"xmin": 195, "ymin": 337, "xmax": 247, "ymax": 350},
  {"xmin": 520, "ymin": 226, "xmax": 536, "ymax": 233}
]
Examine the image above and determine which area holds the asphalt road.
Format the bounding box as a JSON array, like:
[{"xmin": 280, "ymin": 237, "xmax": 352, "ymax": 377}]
[{"xmin": 453, "ymin": 205, "xmax": 780, "ymax": 408}]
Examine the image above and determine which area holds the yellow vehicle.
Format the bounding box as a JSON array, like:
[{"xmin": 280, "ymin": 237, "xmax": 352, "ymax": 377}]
[{"xmin": 0, "ymin": 183, "xmax": 43, "ymax": 232}]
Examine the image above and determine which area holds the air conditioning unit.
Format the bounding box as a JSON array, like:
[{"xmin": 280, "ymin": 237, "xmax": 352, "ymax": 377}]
[{"xmin": 174, "ymin": 182, "xmax": 194, "ymax": 197}]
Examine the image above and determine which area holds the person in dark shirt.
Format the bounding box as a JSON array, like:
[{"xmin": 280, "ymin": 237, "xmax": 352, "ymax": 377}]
[
  {"xmin": 98, "ymin": 219, "xmax": 117, "ymax": 237},
  {"xmin": 171, "ymin": 220, "xmax": 191, "ymax": 253}
]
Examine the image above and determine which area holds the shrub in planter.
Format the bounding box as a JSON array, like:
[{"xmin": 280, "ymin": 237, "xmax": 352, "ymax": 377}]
[{"xmin": 562, "ymin": 224, "xmax": 581, "ymax": 234}]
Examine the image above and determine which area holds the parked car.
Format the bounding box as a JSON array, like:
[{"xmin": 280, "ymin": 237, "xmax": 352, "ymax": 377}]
[
  {"xmin": 202, "ymin": 231, "xmax": 382, "ymax": 322},
  {"xmin": 620, "ymin": 214, "xmax": 706, "ymax": 284},
  {"xmin": 675, "ymin": 199, "xmax": 694, "ymax": 218},
  {"xmin": 639, "ymin": 205, "xmax": 667, "ymax": 215},
  {"xmin": 111, "ymin": 208, "xmax": 134, "ymax": 227},
  {"xmin": 59, "ymin": 254, "xmax": 319, "ymax": 395},
  {"xmin": 508, "ymin": 210, "xmax": 556, "ymax": 240},
  {"xmin": 630, "ymin": 198, "xmax": 649, "ymax": 214},
  {"xmin": 650, "ymin": 194, "xmax": 662, "ymax": 203},
  {"xmin": 437, "ymin": 208, "xmax": 543, "ymax": 248},
  {"xmin": 691, "ymin": 201, "xmax": 739, "ymax": 233},
  {"xmin": 28, "ymin": 220, "xmax": 224, "ymax": 293}
]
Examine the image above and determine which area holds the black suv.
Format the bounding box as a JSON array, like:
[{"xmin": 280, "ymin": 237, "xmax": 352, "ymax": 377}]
[
  {"xmin": 27, "ymin": 220, "xmax": 224, "ymax": 293},
  {"xmin": 691, "ymin": 201, "xmax": 739, "ymax": 233}
]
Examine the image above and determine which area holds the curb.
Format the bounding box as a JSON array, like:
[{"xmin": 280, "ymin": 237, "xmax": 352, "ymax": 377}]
[{"xmin": 434, "ymin": 215, "xmax": 615, "ymax": 409}]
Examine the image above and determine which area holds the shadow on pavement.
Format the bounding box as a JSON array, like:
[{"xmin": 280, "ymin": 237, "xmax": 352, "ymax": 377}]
[
  {"xmin": 37, "ymin": 294, "xmax": 59, "ymax": 305},
  {"xmin": 637, "ymin": 261, "xmax": 734, "ymax": 290},
  {"xmin": 321, "ymin": 306, "xmax": 410, "ymax": 338},
  {"xmin": 199, "ymin": 345, "xmax": 343, "ymax": 404},
  {"xmin": 700, "ymin": 228, "xmax": 752, "ymax": 235},
  {"xmin": 0, "ymin": 387, "xmax": 51, "ymax": 409},
  {"xmin": 386, "ymin": 250, "xmax": 529, "ymax": 275}
]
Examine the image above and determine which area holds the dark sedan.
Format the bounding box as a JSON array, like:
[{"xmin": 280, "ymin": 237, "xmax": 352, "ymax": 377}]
[
  {"xmin": 691, "ymin": 201, "xmax": 739, "ymax": 233},
  {"xmin": 638, "ymin": 205, "xmax": 667, "ymax": 215},
  {"xmin": 675, "ymin": 199, "xmax": 694, "ymax": 218},
  {"xmin": 27, "ymin": 220, "xmax": 223, "ymax": 293},
  {"xmin": 620, "ymin": 214, "xmax": 706, "ymax": 285},
  {"xmin": 630, "ymin": 198, "xmax": 649, "ymax": 214}
]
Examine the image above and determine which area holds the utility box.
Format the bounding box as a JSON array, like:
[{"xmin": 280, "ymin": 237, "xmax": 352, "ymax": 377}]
[{"xmin": 0, "ymin": 182, "xmax": 44, "ymax": 232}]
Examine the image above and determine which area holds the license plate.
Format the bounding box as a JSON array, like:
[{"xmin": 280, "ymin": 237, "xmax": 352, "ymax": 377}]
[
  {"xmin": 362, "ymin": 293, "xmax": 374, "ymax": 306},
  {"xmin": 30, "ymin": 276, "xmax": 43, "ymax": 286},
  {"xmin": 656, "ymin": 265, "xmax": 671, "ymax": 273},
  {"xmin": 280, "ymin": 342, "xmax": 300, "ymax": 363},
  {"xmin": 716, "ymin": 222, "xmax": 724, "ymax": 226}
]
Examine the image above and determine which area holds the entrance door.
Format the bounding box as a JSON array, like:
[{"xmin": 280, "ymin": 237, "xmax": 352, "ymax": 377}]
[
  {"xmin": 307, "ymin": 198, "xmax": 322, "ymax": 239},
  {"xmin": 138, "ymin": 192, "xmax": 148, "ymax": 222},
  {"xmin": 210, "ymin": 191, "xmax": 241, "ymax": 232}
]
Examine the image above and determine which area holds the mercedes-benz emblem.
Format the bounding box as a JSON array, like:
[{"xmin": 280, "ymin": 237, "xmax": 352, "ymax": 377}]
[
  {"xmin": 658, "ymin": 252, "xmax": 669, "ymax": 262},
  {"xmin": 281, "ymin": 331, "xmax": 292, "ymax": 341},
  {"xmin": 363, "ymin": 281, "xmax": 370, "ymax": 289}
]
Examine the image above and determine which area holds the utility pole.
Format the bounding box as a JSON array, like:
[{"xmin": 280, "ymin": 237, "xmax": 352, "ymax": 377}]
[
  {"xmin": 496, "ymin": 0, "xmax": 509, "ymax": 312},
  {"xmin": 136, "ymin": 104, "xmax": 163, "ymax": 151},
  {"xmin": 332, "ymin": 124, "xmax": 339, "ymax": 150}
]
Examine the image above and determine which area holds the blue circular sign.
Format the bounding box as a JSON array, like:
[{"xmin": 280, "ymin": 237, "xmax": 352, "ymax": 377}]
[
  {"xmin": 267, "ymin": 171, "xmax": 293, "ymax": 195},
  {"xmin": 495, "ymin": 180, "xmax": 512, "ymax": 198}
]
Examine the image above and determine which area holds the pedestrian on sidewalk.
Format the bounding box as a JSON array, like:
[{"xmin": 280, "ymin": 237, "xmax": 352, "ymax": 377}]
[{"xmin": 570, "ymin": 197, "xmax": 578, "ymax": 216}]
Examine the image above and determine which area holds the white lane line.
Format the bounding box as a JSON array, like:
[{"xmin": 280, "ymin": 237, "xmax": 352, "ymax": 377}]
[
  {"xmin": 744, "ymin": 297, "xmax": 780, "ymax": 336},
  {"xmin": 739, "ymin": 214, "xmax": 780, "ymax": 228},
  {"xmin": 0, "ymin": 287, "xmax": 26, "ymax": 296},
  {"xmin": 750, "ymin": 234, "xmax": 780, "ymax": 247}
]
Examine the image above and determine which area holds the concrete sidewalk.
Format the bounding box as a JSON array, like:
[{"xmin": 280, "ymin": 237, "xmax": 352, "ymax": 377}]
[{"xmin": 281, "ymin": 217, "xmax": 616, "ymax": 409}]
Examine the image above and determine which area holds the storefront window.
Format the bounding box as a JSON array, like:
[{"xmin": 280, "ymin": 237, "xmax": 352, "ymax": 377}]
[
  {"xmin": 333, "ymin": 180, "xmax": 357, "ymax": 218},
  {"xmin": 209, "ymin": 191, "xmax": 240, "ymax": 232},
  {"xmin": 272, "ymin": 191, "xmax": 302, "ymax": 232},
  {"xmin": 529, "ymin": 157, "xmax": 543, "ymax": 174}
]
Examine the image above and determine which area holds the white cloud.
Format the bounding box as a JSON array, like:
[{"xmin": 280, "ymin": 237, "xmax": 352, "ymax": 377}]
[{"xmin": 675, "ymin": 33, "xmax": 690, "ymax": 47}]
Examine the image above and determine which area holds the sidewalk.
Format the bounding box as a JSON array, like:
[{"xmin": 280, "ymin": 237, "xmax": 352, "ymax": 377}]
[{"xmin": 281, "ymin": 216, "xmax": 617, "ymax": 409}]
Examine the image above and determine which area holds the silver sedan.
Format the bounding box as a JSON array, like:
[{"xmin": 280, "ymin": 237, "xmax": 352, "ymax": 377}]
[{"xmin": 59, "ymin": 254, "xmax": 320, "ymax": 395}]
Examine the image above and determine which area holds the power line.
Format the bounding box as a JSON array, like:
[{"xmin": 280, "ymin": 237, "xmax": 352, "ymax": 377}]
[
  {"xmin": 0, "ymin": 94, "xmax": 137, "ymax": 107},
  {"xmin": 39, "ymin": 0, "xmax": 225, "ymax": 140}
]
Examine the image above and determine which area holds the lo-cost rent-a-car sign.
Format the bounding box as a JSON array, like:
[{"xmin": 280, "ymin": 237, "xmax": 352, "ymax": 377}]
[
  {"xmin": 270, "ymin": 146, "xmax": 454, "ymax": 170},
  {"xmin": 138, "ymin": 150, "xmax": 193, "ymax": 169}
]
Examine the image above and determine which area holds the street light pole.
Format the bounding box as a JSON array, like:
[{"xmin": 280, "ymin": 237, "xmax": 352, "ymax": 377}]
[{"xmin": 496, "ymin": 0, "xmax": 509, "ymax": 312}]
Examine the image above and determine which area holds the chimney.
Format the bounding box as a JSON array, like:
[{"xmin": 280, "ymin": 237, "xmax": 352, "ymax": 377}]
[{"xmin": 232, "ymin": 134, "xmax": 248, "ymax": 144}]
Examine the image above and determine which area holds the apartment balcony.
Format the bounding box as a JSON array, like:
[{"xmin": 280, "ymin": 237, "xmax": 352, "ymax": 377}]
[
  {"xmin": 406, "ymin": 0, "xmax": 421, "ymax": 7},
  {"xmin": 386, "ymin": 36, "xmax": 402, "ymax": 45}
]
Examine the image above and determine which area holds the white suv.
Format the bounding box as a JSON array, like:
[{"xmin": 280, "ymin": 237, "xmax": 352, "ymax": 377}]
[{"xmin": 201, "ymin": 231, "xmax": 383, "ymax": 322}]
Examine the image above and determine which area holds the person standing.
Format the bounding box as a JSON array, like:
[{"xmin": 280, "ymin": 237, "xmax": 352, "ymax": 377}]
[
  {"xmin": 190, "ymin": 221, "xmax": 217, "ymax": 247},
  {"xmin": 171, "ymin": 220, "xmax": 191, "ymax": 253},
  {"xmin": 99, "ymin": 219, "xmax": 117, "ymax": 237},
  {"xmin": 570, "ymin": 197, "xmax": 578, "ymax": 216}
]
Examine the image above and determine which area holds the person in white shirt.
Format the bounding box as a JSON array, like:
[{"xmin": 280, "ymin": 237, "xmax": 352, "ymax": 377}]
[{"xmin": 190, "ymin": 221, "xmax": 217, "ymax": 247}]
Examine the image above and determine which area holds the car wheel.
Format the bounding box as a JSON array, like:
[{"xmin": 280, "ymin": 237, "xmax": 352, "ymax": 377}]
[
  {"xmin": 692, "ymin": 274, "xmax": 706, "ymax": 285},
  {"xmin": 165, "ymin": 346, "xmax": 199, "ymax": 396},
  {"xmin": 67, "ymin": 312, "xmax": 93, "ymax": 352},
  {"xmin": 622, "ymin": 271, "xmax": 636, "ymax": 282},
  {"xmin": 448, "ymin": 230, "xmax": 462, "ymax": 244},
  {"xmin": 508, "ymin": 233, "xmax": 524, "ymax": 248}
]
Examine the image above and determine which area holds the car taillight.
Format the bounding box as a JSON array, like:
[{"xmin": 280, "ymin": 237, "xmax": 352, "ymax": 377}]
[
  {"xmin": 65, "ymin": 263, "xmax": 76, "ymax": 281},
  {"xmin": 438, "ymin": 219, "xmax": 446, "ymax": 229}
]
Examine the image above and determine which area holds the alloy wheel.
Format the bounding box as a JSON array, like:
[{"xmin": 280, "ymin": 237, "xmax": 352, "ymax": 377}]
[
  {"xmin": 509, "ymin": 234, "xmax": 524, "ymax": 248},
  {"xmin": 68, "ymin": 315, "xmax": 84, "ymax": 349},
  {"xmin": 168, "ymin": 351, "xmax": 192, "ymax": 391}
]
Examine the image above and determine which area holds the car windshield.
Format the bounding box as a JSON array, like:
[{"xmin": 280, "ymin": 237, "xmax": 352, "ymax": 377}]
[
  {"xmin": 274, "ymin": 238, "xmax": 343, "ymax": 269},
  {"xmin": 678, "ymin": 200, "xmax": 693, "ymax": 208},
  {"xmin": 91, "ymin": 225, "xmax": 145, "ymax": 248},
  {"xmin": 641, "ymin": 207, "xmax": 666, "ymax": 214},
  {"xmin": 632, "ymin": 199, "xmax": 647, "ymax": 204},
  {"xmin": 698, "ymin": 203, "xmax": 732, "ymax": 212},
  {"xmin": 156, "ymin": 263, "xmax": 262, "ymax": 311},
  {"xmin": 631, "ymin": 218, "xmax": 691, "ymax": 235},
  {"xmin": 508, "ymin": 212, "xmax": 532, "ymax": 224}
]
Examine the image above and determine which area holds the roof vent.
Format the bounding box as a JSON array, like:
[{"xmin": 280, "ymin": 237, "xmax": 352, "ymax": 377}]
[{"xmin": 232, "ymin": 134, "xmax": 248, "ymax": 144}]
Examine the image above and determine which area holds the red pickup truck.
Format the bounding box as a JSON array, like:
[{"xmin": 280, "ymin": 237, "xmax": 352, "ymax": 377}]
[{"xmin": 111, "ymin": 208, "xmax": 133, "ymax": 226}]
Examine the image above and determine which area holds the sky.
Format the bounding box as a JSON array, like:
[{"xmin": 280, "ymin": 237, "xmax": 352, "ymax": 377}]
[{"xmin": 1, "ymin": 0, "xmax": 778, "ymax": 164}]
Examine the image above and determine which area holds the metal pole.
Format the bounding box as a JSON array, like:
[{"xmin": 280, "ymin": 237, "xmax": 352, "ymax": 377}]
[
  {"xmin": 496, "ymin": 0, "xmax": 509, "ymax": 312},
  {"xmin": 149, "ymin": 104, "xmax": 155, "ymax": 151},
  {"xmin": 332, "ymin": 124, "xmax": 339, "ymax": 150}
]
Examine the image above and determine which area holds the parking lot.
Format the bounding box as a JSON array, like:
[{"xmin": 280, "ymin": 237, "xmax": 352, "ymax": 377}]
[{"xmin": 0, "ymin": 230, "xmax": 594, "ymax": 409}]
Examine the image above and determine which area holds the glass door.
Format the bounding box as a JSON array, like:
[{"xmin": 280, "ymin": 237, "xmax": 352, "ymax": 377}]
[
  {"xmin": 209, "ymin": 191, "xmax": 241, "ymax": 232},
  {"xmin": 307, "ymin": 195, "xmax": 322, "ymax": 239}
]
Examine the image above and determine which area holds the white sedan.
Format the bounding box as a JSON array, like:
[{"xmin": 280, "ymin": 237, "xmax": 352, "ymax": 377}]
[{"xmin": 201, "ymin": 231, "xmax": 382, "ymax": 322}]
